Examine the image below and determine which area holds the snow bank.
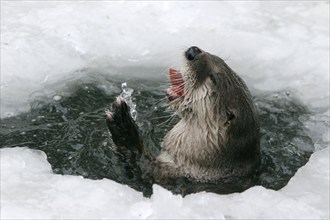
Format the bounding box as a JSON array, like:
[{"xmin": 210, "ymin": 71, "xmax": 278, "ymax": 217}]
[
  {"xmin": 1, "ymin": 1, "xmax": 329, "ymax": 117},
  {"xmin": 1, "ymin": 147, "xmax": 329, "ymax": 219}
]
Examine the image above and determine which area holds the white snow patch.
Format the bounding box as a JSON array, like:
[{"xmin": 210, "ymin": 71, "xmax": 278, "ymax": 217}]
[
  {"xmin": 1, "ymin": 147, "xmax": 329, "ymax": 219},
  {"xmin": 1, "ymin": 1, "xmax": 329, "ymax": 117}
]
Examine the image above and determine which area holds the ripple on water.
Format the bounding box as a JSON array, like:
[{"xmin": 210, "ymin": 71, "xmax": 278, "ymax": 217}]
[{"xmin": 0, "ymin": 79, "xmax": 316, "ymax": 194}]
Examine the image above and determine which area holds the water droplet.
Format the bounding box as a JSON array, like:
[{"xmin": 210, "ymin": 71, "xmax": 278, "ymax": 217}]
[
  {"xmin": 119, "ymin": 82, "xmax": 137, "ymax": 120},
  {"xmin": 121, "ymin": 82, "xmax": 127, "ymax": 90},
  {"xmin": 53, "ymin": 95, "xmax": 62, "ymax": 101}
]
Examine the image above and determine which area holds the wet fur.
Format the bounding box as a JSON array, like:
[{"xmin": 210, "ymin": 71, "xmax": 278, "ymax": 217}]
[{"xmin": 106, "ymin": 48, "xmax": 260, "ymax": 196}]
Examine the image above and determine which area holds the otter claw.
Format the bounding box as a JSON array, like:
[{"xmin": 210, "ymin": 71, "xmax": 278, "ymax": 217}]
[
  {"xmin": 106, "ymin": 98, "xmax": 131, "ymax": 131},
  {"xmin": 106, "ymin": 112, "xmax": 113, "ymax": 121},
  {"xmin": 116, "ymin": 96, "xmax": 125, "ymax": 105},
  {"xmin": 112, "ymin": 97, "xmax": 129, "ymax": 114}
]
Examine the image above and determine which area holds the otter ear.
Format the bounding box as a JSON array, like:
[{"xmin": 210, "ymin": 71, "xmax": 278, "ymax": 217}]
[{"xmin": 224, "ymin": 110, "xmax": 235, "ymax": 127}]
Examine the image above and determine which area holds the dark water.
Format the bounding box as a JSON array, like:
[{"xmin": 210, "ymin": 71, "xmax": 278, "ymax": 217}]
[{"xmin": 0, "ymin": 71, "xmax": 314, "ymax": 193}]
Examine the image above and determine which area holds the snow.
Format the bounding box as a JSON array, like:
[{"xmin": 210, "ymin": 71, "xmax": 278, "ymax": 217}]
[
  {"xmin": 1, "ymin": 1, "xmax": 329, "ymax": 117},
  {"xmin": 1, "ymin": 147, "xmax": 329, "ymax": 219},
  {"xmin": 1, "ymin": 1, "xmax": 329, "ymax": 219}
]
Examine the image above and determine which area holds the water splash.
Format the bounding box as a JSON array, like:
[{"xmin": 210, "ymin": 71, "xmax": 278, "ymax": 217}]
[{"xmin": 119, "ymin": 82, "xmax": 137, "ymax": 120}]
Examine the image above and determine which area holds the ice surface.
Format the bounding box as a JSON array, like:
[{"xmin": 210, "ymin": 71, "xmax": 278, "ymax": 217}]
[
  {"xmin": 1, "ymin": 147, "xmax": 329, "ymax": 219},
  {"xmin": 1, "ymin": 1, "xmax": 329, "ymax": 117},
  {"xmin": 1, "ymin": 1, "xmax": 329, "ymax": 219}
]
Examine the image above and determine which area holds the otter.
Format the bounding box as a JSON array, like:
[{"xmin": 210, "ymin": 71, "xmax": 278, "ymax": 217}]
[{"xmin": 106, "ymin": 46, "xmax": 260, "ymax": 196}]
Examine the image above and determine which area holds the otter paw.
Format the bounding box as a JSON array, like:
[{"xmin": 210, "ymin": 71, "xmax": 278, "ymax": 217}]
[
  {"xmin": 106, "ymin": 97, "xmax": 131, "ymax": 136},
  {"xmin": 106, "ymin": 97, "xmax": 141, "ymax": 151},
  {"xmin": 112, "ymin": 97, "xmax": 131, "ymax": 121}
]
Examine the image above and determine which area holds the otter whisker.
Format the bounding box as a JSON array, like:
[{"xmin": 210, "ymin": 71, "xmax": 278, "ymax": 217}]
[
  {"xmin": 156, "ymin": 113, "xmax": 178, "ymax": 127},
  {"xmin": 149, "ymin": 114, "xmax": 175, "ymax": 121},
  {"xmin": 152, "ymin": 95, "xmax": 173, "ymax": 105}
]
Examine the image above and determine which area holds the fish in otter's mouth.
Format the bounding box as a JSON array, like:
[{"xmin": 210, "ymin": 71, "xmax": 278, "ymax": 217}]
[{"xmin": 106, "ymin": 46, "xmax": 261, "ymax": 196}]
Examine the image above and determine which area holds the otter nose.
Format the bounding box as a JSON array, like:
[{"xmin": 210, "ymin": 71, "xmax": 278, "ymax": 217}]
[{"xmin": 185, "ymin": 46, "xmax": 202, "ymax": 61}]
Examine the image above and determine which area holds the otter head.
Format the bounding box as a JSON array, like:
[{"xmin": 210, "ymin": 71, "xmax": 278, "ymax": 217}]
[
  {"xmin": 168, "ymin": 46, "xmax": 258, "ymax": 127},
  {"xmin": 166, "ymin": 46, "xmax": 260, "ymax": 177}
]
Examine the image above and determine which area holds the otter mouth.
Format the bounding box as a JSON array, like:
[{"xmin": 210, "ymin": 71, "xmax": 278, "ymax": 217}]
[
  {"xmin": 167, "ymin": 68, "xmax": 185, "ymax": 101},
  {"xmin": 166, "ymin": 46, "xmax": 202, "ymax": 101}
]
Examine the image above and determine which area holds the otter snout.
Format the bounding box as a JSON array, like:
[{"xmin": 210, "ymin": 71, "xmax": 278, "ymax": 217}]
[{"xmin": 185, "ymin": 46, "xmax": 202, "ymax": 60}]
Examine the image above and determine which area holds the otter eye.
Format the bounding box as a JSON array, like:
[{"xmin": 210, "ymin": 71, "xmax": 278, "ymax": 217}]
[
  {"xmin": 227, "ymin": 112, "xmax": 235, "ymax": 121},
  {"xmin": 225, "ymin": 110, "xmax": 235, "ymax": 126},
  {"xmin": 210, "ymin": 74, "xmax": 217, "ymax": 85}
]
